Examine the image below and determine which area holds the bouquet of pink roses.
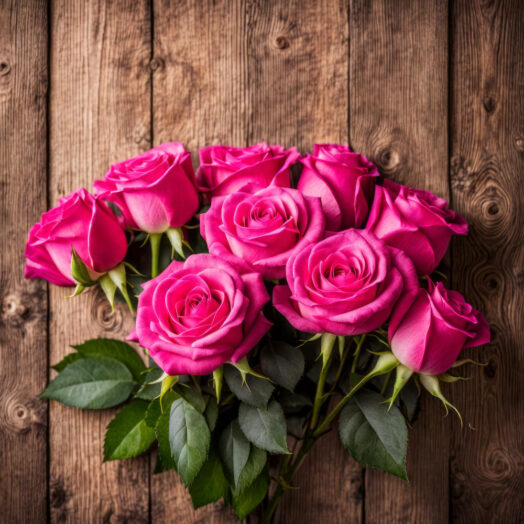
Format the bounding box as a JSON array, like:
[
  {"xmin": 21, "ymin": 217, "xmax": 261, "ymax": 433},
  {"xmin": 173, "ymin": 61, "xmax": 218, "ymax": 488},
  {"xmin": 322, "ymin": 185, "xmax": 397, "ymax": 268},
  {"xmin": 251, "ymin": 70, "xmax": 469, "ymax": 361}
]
[{"xmin": 27, "ymin": 142, "xmax": 489, "ymax": 521}]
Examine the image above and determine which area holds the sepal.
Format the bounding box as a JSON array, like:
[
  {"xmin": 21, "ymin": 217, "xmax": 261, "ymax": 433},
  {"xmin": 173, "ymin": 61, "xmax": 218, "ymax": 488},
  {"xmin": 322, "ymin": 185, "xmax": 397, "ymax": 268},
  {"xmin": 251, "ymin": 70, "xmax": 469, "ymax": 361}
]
[
  {"xmin": 213, "ymin": 367, "xmax": 223, "ymax": 403},
  {"xmin": 71, "ymin": 247, "xmax": 95, "ymax": 286},
  {"xmin": 350, "ymin": 352, "xmax": 399, "ymax": 393},
  {"xmin": 231, "ymin": 357, "xmax": 268, "ymax": 384},
  {"xmin": 387, "ymin": 365, "xmax": 414, "ymax": 410},
  {"xmin": 418, "ymin": 374, "xmax": 463, "ymax": 426},
  {"xmin": 166, "ymin": 227, "xmax": 186, "ymax": 259},
  {"xmin": 107, "ymin": 262, "xmax": 134, "ymax": 314}
]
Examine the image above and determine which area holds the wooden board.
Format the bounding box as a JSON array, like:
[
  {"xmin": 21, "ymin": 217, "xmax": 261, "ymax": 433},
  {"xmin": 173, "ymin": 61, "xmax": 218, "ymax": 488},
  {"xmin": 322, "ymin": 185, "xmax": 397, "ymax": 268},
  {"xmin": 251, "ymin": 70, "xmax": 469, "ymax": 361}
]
[
  {"xmin": 0, "ymin": 1, "xmax": 48, "ymax": 521},
  {"xmin": 449, "ymin": 0, "xmax": 524, "ymax": 521},
  {"xmin": 150, "ymin": 1, "xmax": 248, "ymax": 521},
  {"xmin": 349, "ymin": 1, "xmax": 451, "ymax": 522},
  {"xmin": 48, "ymin": 1, "xmax": 152, "ymax": 521}
]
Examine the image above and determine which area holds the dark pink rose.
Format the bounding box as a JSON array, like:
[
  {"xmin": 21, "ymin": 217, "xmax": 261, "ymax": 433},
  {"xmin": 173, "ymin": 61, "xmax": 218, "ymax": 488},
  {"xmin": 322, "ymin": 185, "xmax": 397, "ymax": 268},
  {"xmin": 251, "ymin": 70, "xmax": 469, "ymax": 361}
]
[
  {"xmin": 389, "ymin": 279, "xmax": 490, "ymax": 375},
  {"xmin": 273, "ymin": 229, "xmax": 418, "ymax": 336},
  {"xmin": 131, "ymin": 254, "xmax": 272, "ymax": 375},
  {"xmin": 366, "ymin": 180, "xmax": 468, "ymax": 275},
  {"xmin": 25, "ymin": 188, "xmax": 127, "ymax": 286},
  {"xmin": 196, "ymin": 142, "xmax": 300, "ymax": 197},
  {"xmin": 297, "ymin": 144, "xmax": 379, "ymax": 231},
  {"xmin": 94, "ymin": 142, "xmax": 199, "ymax": 233},
  {"xmin": 200, "ymin": 186, "xmax": 325, "ymax": 280}
]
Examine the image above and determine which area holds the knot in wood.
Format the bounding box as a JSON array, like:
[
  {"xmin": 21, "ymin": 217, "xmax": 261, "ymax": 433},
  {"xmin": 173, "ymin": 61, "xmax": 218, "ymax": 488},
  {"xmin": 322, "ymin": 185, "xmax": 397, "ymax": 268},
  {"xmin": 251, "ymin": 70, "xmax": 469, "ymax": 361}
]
[
  {"xmin": 274, "ymin": 36, "xmax": 289, "ymax": 50},
  {"xmin": 0, "ymin": 61, "xmax": 11, "ymax": 76}
]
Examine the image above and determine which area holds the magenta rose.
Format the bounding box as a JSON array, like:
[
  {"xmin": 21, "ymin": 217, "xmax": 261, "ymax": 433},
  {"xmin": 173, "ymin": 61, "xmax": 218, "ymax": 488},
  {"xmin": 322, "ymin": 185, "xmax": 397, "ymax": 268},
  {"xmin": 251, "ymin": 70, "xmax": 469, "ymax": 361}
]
[
  {"xmin": 366, "ymin": 180, "xmax": 468, "ymax": 275},
  {"xmin": 389, "ymin": 279, "xmax": 490, "ymax": 375},
  {"xmin": 196, "ymin": 142, "xmax": 300, "ymax": 197},
  {"xmin": 273, "ymin": 229, "xmax": 419, "ymax": 336},
  {"xmin": 297, "ymin": 144, "xmax": 379, "ymax": 231},
  {"xmin": 94, "ymin": 142, "xmax": 199, "ymax": 233},
  {"xmin": 200, "ymin": 186, "xmax": 325, "ymax": 279},
  {"xmin": 25, "ymin": 188, "xmax": 127, "ymax": 286},
  {"xmin": 131, "ymin": 254, "xmax": 272, "ymax": 375}
]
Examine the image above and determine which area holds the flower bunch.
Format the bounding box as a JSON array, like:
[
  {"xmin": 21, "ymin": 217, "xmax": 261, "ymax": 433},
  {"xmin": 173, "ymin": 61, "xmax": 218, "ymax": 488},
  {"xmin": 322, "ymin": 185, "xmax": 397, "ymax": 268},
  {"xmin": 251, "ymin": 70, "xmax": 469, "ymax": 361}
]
[{"xmin": 30, "ymin": 142, "xmax": 489, "ymax": 521}]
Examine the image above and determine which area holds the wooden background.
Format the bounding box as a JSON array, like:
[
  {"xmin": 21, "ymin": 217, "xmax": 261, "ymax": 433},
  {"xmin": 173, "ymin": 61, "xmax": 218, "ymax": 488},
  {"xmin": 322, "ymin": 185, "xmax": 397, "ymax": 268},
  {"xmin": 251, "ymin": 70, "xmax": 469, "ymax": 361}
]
[{"xmin": 1, "ymin": 0, "xmax": 522, "ymax": 522}]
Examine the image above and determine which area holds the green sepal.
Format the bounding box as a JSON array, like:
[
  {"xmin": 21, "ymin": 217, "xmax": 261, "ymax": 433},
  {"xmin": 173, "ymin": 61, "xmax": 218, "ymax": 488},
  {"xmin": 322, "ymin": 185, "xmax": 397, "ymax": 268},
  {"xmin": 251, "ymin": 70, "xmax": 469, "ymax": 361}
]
[
  {"xmin": 166, "ymin": 227, "xmax": 185, "ymax": 259},
  {"xmin": 107, "ymin": 262, "xmax": 134, "ymax": 314},
  {"xmin": 337, "ymin": 336, "xmax": 345, "ymax": 359},
  {"xmin": 296, "ymin": 333, "xmax": 322, "ymax": 348},
  {"xmin": 98, "ymin": 274, "xmax": 117, "ymax": 311},
  {"xmin": 160, "ymin": 375, "xmax": 179, "ymax": 405},
  {"xmin": 350, "ymin": 352, "xmax": 399, "ymax": 394},
  {"xmin": 438, "ymin": 372, "xmax": 470, "ymax": 383},
  {"xmin": 213, "ymin": 367, "xmax": 223, "ymax": 403},
  {"xmin": 320, "ymin": 332, "xmax": 336, "ymax": 367},
  {"xmin": 69, "ymin": 284, "xmax": 85, "ymax": 298},
  {"xmin": 451, "ymin": 358, "xmax": 487, "ymax": 369},
  {"xmin": 387, "ymin": 365, "xmax": 414, "ymax": 410},
  {"xmin": 230, "ymin": 357, "xmax": 268, "ymax": 383},
  {"xmin": 71, "ymin": 247, "xmax": 95, "ymax": 286},
  {"xmin": 419, "ymin": 374, "xmax": 463, "ymax": 426}
]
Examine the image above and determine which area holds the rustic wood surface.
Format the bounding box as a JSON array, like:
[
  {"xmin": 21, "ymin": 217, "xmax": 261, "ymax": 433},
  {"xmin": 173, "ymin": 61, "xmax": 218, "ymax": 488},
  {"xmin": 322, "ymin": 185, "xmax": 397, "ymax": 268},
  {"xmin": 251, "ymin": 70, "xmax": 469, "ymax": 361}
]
[{"xmin": 1, "ymin": 0, "xmax": 522, "ymax": 522}]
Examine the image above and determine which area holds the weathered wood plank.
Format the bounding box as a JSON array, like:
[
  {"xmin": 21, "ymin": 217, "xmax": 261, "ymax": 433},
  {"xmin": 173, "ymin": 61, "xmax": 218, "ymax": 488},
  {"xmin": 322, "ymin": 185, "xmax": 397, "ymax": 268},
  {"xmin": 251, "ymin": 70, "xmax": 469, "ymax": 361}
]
[
  {"xmin": 449, "ymin": 1, "xmax": 524, "ymax": 521},
  {"xmin": 150, "ymin": 1, "xmax": 248, "ymax": 521},
  {"xmin": 243, "ymin": 1, "xmax": 360, "ymax": 522},
  {"xmin": 48, "ymin": 1, "xmax": 152, "ymax": 521},
  {"xmin": 0, "ymin": 1, "xmax": 48, "ymax": 521},
  {"xmin": 349, "ymin": 1, "xmax": 450, "ymax": 522}
]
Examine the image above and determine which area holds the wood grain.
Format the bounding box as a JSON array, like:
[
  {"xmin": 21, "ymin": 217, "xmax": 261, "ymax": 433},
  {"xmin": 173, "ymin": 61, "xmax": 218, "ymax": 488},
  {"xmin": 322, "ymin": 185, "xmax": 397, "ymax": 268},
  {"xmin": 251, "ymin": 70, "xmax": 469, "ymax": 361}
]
[
  {"xmin": 0, "ymin": 1, "xmax": 48, "ymax": 521},
  {"xmin": 48, "ymin": 1, "xmax": 152, "ymax": 521},
  {"xmin": 349, "ymin": 1, "xmax": 451, "ymax": 522},
  {"xmin": 150, "ymin": 1, "xmax": 247, "ymax": 521},
  {"xmin": 449, "ymin": 0, "xmax": 524, "ymax": 521}
]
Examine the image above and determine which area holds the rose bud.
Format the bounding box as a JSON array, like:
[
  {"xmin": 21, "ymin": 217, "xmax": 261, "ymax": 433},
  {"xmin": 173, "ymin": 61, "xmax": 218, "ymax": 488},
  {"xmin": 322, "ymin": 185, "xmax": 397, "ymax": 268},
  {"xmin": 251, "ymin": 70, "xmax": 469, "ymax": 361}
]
[
  {"xmin": 273, "ymin": 229, "xmax": 419, "ymax": 336},
  {"xmin": 366, "ymin": 180, "xmax": 468, "ymax": 275},
  {"xmin": 131, "ymin": 254, "xmax": 272, "ymax": 375},
  {"xmin": 25, "ymin": 188, "xmax": 127, "ymax": 286},
  {"xmin": 388, "ymin": 278, "xmax": 490, "ymax": 376},
  {"xmin": 200, "ymin": 186, "xmax": 325, "ymax": 279},
  {"xmin": 94, "ymin": 142, "xmax": 199, "ymax": 277},
  {"xmin": 297, "ymin": 144, "xmax": 379, "ymax": 231},
  {"xmin": 196, "ymin": 142, "xmax": 300, "ymax": 198}
]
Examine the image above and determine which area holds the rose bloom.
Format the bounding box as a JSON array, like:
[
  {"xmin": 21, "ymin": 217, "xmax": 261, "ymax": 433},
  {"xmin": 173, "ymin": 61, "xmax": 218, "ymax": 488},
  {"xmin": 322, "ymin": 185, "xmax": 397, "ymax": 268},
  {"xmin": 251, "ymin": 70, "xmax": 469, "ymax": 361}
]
[
  {"xmin": 389, "ymin": 279, "xmax": 490, "ymax": 375},
  {"xmin": 297, "ymin": 144, "xmax": 379, "ymax": 231},
  {"xmin": 131, "ymin": 254, "xmax": 272, "ymax": 375},
  {"xmin": 196, "ymin": 142, "xmax": 300, "ymax": 197},
  {"xmin": 94, "ymin": 142, "xmax": 199, "ymax": 233},
  {"xmin": 366, "ymin": 180, "xmax": 468, "ymax": 275},
  {"xmin": 200, "ymin": 186, "xmax": 325, "ymax": 280},
  {"xmin": 25, "ymin": 188, "xmax": 127, "ymax": 286},
  {"xmin": 273, "ymin": 229, "xmax": 419, "ymax": 336}
]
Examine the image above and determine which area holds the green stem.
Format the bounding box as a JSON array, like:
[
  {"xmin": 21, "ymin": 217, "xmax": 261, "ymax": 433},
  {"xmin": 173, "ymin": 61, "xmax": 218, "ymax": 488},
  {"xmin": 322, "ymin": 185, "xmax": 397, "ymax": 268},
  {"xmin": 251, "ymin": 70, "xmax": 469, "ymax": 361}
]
[
  {"xmin": 313, "ymin": 372, "xmax": 372, "ymax": 438},
  {"xmin": 310, "ymin": 333, "xmax": 336, "ymax": 429},
  {"xmin": 150, "ymin": 233, "xmax": 162, "ymax": 278},
  {"xmin": 351, "ymin": 334, "xmax": 367, "ymax": 375}
]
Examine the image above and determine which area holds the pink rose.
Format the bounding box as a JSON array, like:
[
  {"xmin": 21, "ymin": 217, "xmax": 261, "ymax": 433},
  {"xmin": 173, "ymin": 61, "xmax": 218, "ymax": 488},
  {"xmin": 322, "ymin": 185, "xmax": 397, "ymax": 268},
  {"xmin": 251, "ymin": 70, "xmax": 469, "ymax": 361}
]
[
  {"xmin": 273, "ymin": 229, "xmax": 418, "ymax": 336},
  {"xmin": 196, "ymin": 142, "xmax": 300, "ymax": 197},
  {"xmin": 131, "ymin": 254, "xmax": 272, "ymax": 375},
  {"xmin": 389, "ymin": 279, "xmax": 490, "ymax": 375},
  {"xmin": 297, "ymin": 144, "xmax": 379, "ymax": 231},
  {"xmin": 94, "ymin": 142, "xmax": 199, "ymax": 233},
  {"xmin": 366, "ymin": 180, "xmax": 468, "ymax": 275},
  {"xmin": 25, "ymin": 188, "xmax": 127, "ymax": 286},
  {"xmin": 200, "ymin": 186, "xmax": 325, "ymax": 279}
]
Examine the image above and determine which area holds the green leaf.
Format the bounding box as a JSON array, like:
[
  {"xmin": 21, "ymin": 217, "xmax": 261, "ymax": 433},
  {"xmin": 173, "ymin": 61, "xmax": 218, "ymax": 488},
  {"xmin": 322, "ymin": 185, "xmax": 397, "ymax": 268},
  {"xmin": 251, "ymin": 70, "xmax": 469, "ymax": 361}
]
[
  {"xmin": 219, "ymin": 421, "xmax": 250, "ymax": 488},
  {"xmin": 41, "ymin": 357, "xmax": 134, "ymax": 409},
  {"xmin": 135, "ymin": 381, "xmax": 161, "ymax": 400},
  {"xmin": 52, "ymin": 353, "xmax": 81, "ymax": 372},
  {"xmin": 145, "ymin": 390, "xmax": 180, "ymax": 428},
  {"xmin": 238, "ymin": 401, "xmax": 289, "ymax": 454},
  {"xmin": 219, "ymin": 420, "xmax": 266, "ymax": 492},
  {"xmin": 339, "ymin": 389, "xmax": 408, "ymax": 480},
  {"xmin": 169, "ymin": 398, "xmax": 211, "ymax": 485},
  {"xmin": 189, "ymin": 449, "xmax": 229, "ymax": 509},
  {"xmin": 286, "ymin": 415, "xmax": 306, "ymax": 438},
  {"xmin": 104, "ymin": 401, "xmax": 155, "ymax": 460},
  {"xmin": 279, "ymin": 391, "xmax": 312, "ymax": 414},
  {"xmin": 72, "ymin": 339, "xmax": 146, "ymax": 380},
  {"xmin": 231, "ymin": 467, "xmax": 270, "ymax": 520},
  {"xmin": 155, "ymin": 412, "xmax": 176, "ymax": 471},
  {"xmin": 173, "ymin": 384, "xmax": 206, "ymax": 413},
  {"xmin": 224, "ymin": 365, "xmax": 274, "ymax": 408},
  {"xmin": 260, "ymin": 341, "xmax": 305, "ymax": 392},
  {"xmin": 204, "ymin": 396, "xmax": 218, "ymax": 431}
]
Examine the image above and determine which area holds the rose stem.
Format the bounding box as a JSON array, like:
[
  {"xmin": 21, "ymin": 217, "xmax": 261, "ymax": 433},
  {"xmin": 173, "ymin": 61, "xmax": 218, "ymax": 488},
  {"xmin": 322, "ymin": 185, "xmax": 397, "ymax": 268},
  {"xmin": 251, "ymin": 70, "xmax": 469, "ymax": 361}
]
[
  {"xmin": 310, "ymin": 333, "xmax": 336, "ymax": 429},
  {"xmin": 150, "ymin": 233, "xmax": 162, "ymax": 278}
]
